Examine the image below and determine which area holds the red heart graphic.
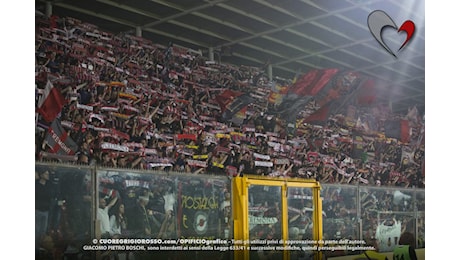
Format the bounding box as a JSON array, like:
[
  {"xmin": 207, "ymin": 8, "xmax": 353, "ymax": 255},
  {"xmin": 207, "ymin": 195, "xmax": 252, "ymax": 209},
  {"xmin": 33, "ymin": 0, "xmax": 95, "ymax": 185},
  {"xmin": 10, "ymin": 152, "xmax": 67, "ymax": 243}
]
[
  {"xmin": 398, "ymin": 20, "xmax": 415, "ymax": 51},
  {"xmin": 368, "ymin": 10, "xmax": 416, "ymax": 57}
]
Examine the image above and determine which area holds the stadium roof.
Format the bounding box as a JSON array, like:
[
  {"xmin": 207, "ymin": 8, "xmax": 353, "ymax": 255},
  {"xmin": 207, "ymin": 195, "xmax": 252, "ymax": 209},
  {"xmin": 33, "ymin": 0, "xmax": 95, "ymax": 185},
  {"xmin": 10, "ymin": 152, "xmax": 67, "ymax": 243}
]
[{"xmin": 36, "ymin": 0, "xmax": 425, "ymax": 115}]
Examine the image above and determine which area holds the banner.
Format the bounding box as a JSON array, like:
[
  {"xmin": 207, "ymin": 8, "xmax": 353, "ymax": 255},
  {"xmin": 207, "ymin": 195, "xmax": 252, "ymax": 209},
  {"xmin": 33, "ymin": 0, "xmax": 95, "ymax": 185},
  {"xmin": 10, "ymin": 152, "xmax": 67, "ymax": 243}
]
[
  {"xmin": 276, "ymin": 68, "xmax": 340, "ymax": 134},
  {"xmin": 267, "ymin": 85, "xmax": 288, "ymax": 105},
  {"xmin": 176, "ymin": 134, "xmax": 197, "ymax": 141},
  {"xmin": 230, "ymin": 105, "xmax": 247, "ymax": 125},
  {"xmin": 186, "ymin": 159, "xmax": 207, "ymax": 168},
  {"xmin": 274, "ymin": 158, "xmax": 290, "ymax": 165},
  {"xmin": 401, "ymin": 147, "xmax": 415, "ymax": 165},
  {"xmin": 352, "ymin": 134, "xmax": 365, "ymax": 160},
  {"xmin": 384, "ymin": 119, "xmax": 411, "ymax": 143},
  {"xmin": 253, "ymin": 153, "xmax": 271, "ymax": 161},
  {"xmin": 101, "ymin": 142, "xmax": 129, "ymax": 152},
  {"xmin": 44, "ymin": 119, "xmax": 78, "ymax": 155},
  {"xmin": 37, "ymin": 80, "xmax": 66, "ymax": 122},
  {"xmin": 178, "ymin": 180, "xmax": 220, "ymax": 238},
  {"xmin": 301, "ymin": 101, "xmax": 333, "ymax": 126},
  {"xmin": 216, "ymin": 89, "xmax": 254, "ymax": 122},
  {"xmin": 254, "ymin": 161, "xmax": 273, "ymax": 167},
  {"xmin": 39, "ymin": 151, "xmax": 78, "ymax": 162},
  {"xmin": 148, "ymin": 163, "xmax": 173, "ymax": 168}
]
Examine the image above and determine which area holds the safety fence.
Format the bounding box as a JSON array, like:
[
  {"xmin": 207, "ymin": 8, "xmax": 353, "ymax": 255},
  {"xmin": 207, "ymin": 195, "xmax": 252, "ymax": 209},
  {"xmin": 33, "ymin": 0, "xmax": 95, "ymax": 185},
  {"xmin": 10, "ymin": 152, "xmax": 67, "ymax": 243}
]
[{"xmin": 35, "ymin": 162, "xmax": 424, "ymax": 259}]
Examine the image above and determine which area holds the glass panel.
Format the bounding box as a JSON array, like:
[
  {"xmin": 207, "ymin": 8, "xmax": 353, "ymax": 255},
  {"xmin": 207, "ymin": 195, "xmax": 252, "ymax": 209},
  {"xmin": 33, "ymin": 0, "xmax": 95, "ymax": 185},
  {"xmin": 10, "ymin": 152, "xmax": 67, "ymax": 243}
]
[
  {"xmin": 321, "ymin": 184, "xmax": 359, "ymax": 240},
  {"xmin": 176, "ymin": 174, "xmax": 230, "ymax": 240},
  {"xmin": 287, "ymin": 186, "xmax": 317, "ymax": 260},
  {"xmin": 96, "ymin": 169, "xmax": 231, "ymax": 259},
  {"xmin": 415, "ymin": 190, "xmax": 425, "ymax": 248},
  {"xmin": 35, "ymin": 163, "xmax": 93, "ymax": 259},
  {"xmin": 320, "ymin": 184, "xmax": 359, "ymax": 259},
  {"xmin": 248, "ymin": 185, "xmax": 282, "ymax": 260},
  {"xmin": 35, "ymin": 162, "xmax": 425, "ymax": 258},
  {"xmin": 361, "ymin": 186, "xmax": 417, "ymax": 253},
  {"xmin": 96, "ymin": 169, "xmax": 166, "ymax": 240}
]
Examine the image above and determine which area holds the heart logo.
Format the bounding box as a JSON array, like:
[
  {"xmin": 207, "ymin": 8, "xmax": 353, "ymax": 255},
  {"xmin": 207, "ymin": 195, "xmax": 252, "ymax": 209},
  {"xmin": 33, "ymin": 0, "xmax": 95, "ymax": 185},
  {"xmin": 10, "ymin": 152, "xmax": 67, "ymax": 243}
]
[{"xmin": 367, "ymin": 10, "xmax": 415, "ymax": 57}]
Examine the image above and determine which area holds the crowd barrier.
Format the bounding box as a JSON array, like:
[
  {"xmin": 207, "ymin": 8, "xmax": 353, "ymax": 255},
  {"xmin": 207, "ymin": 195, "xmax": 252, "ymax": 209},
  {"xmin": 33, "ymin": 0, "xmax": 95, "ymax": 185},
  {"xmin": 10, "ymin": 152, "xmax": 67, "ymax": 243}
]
[{"xmin": 35, "ymin": 162, "xmax": 424, "ymax": 259}]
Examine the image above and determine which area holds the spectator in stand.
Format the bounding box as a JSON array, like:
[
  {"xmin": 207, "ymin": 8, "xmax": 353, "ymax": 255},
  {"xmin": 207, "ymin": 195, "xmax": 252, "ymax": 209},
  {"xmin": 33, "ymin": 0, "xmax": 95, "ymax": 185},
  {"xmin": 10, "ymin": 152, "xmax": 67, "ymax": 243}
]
[
  {"xmin": 100, "ymin": 152, "xmax": 117, "ymax": 168},
  {"xmin": 35, "ymin": 14, "xmax": 425, "ymax": 190},
  {"xmin": 97, "ymin": 195, "xmax": 118, "ymax": 238},
  {"xmin": 109, "ymin": 202, "xmax": 128, "ymax": 238},
  {"xmin": 77, "ymin": 152, "xmax": 90, "ymax": 165},
  {"xmin": 36, "ymin": 170, "xmax": 53, "ymax": 246},
  {"xmin": 129, "ymin": 195, "xmax": 152, "ymax": 238},
  {"xmin": 35, "ymin": 13, "xmax": 425, "ymax": 254},
  {"xmin": 109, "ymin": 202, "xmax": 130, "ymax": 260}
]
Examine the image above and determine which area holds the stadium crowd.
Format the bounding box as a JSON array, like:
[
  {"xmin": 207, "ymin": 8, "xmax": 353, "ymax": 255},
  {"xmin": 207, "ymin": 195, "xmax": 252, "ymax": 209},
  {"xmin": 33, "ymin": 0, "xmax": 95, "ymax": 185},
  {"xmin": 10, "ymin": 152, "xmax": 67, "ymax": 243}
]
[
  {"xmin": 35, "ymin": 14, "xmax": 425, "ymax": 189},
  {"xmin": 35, "ymin": 13, "xmax": 425, "ymax": 259}
]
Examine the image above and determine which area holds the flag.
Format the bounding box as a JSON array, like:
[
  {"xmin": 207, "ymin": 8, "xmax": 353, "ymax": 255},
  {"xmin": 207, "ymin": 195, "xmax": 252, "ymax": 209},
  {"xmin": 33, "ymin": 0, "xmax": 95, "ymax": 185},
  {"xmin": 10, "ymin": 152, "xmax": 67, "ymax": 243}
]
[
  {"xmin": 401, "ymin": 147, "xmax": 415, "ymax": 165},
  {"xmin": 216, "ymin": 90, "xmax": 254, "ymax": 122},
  {"xmin": 356, "ymin": 117, "xmax": 363, "ymax": 128},
  {"xmin": 215, "ymin": 89, "xmax": 243, "ymax": 111},
  {"xmin": 355, "ymin": 78, "xmax": 376, "ymax": 105},
  {"xmin": 351, "ymin": 134, "xmax": 365, "ymax": 160},
  {"xmin": 301, "ymin": 102, "xmax": 332, "ymax": 126},
  {"xmin": 405, "ymin": 105, "xmax": 421, "ymax": 124},
  {"xmin": 416, "ymin": 124, "xmax": 425, "ymax": 147},
  {"xmin": 277, "ymin": 69, "xmax": 339, "ymax": 126},
  {"xmin": 384, "ymin": 119, "xmax": 411, "ymax": 143},
  {"xmin": 230, "ymin": 105, "xmax": 247, "ymax": 125},
  {"xmin": 37, "ymin": 80, "xmax": 66, "ymax": 122},
  {"xmin": 291, "ymin": 68, "xmax": 302, "ymax": 84},
  {"xmin": 278, "ymin": 69, "xmax": 340, "ymax": 109},
  {"xmin": 267, "ymin": 85, "xmax": 288, "ymax": 105},
  {"xmin": 45, "ymin": 119, "xmax": 79, "ymax": 155},
  {"xmin": 401, "ymin": 120, "xmax": 411, "ymax": 143},
  {"xmin": 288, "ymin": 68, "xmax": 339, "ymax": 97}
]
